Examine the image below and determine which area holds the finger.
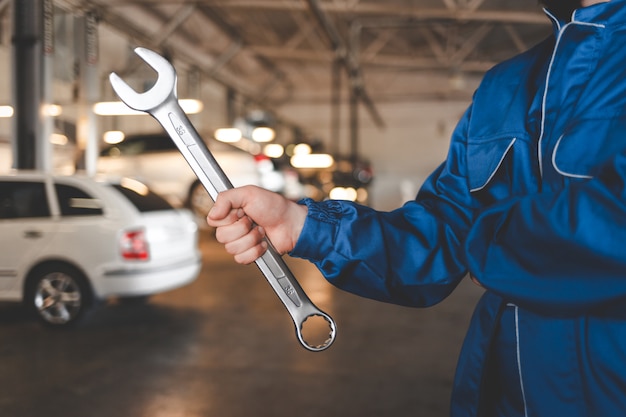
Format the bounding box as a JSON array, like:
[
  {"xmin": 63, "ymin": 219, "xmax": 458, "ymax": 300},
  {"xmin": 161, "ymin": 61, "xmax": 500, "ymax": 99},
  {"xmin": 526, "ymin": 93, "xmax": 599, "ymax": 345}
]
[
  {"xmin": 214, "ymin": 215, "xmax": 255, "ymax": 244},
  {"xmin": 207, "ymin": 207, "xmax": 244, "ymax": 228},
  {"xmin": 220, "ymin": 186, "xmax": 258, "ymax": 210},
  {"xmin": 223, "ymin": 224, "xmax": 265, "ymax": 256},
  {"xmin": 207, "ymin": 191, "xmax": 239, "ymax": 221},
  {"xmin": 233, "ymin": 241, "xmax": 268, "ymax": 265}
]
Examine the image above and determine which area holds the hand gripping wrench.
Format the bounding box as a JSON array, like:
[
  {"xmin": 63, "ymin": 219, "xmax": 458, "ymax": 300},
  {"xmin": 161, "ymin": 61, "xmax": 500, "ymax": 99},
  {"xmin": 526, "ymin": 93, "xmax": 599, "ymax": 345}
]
[{"xmin": 110, "ymin": 47, "xmax": 336, "ymax": 351}]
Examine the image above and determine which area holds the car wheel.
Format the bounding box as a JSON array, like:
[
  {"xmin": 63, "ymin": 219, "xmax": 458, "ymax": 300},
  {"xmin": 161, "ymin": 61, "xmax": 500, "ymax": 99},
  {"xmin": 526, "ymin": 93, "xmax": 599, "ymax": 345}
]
[
  {"xmin": 25, "ymin": 264, "xmax": 92, "ymax": 327},
  {"xmin": 188, "ymin": 180, "xmax": 214, "ymax": 218}
]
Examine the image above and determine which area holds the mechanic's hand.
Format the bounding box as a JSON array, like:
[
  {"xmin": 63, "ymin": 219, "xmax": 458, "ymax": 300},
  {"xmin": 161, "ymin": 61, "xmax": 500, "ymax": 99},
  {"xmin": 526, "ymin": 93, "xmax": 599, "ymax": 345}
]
[{"xmin": 206, "ymin": 185, "xmax": 307, "ymax": 264}]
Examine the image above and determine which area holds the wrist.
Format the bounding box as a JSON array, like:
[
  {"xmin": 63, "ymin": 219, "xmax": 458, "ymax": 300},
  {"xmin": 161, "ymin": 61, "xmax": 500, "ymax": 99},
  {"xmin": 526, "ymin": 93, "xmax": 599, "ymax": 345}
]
[
  {"xmin": 290, "ymin": 198, "xmax": 342, "ymax": 260},
  {"xmin": 289, "ymin": 201, "xmax": 308, "ymax": 250}
]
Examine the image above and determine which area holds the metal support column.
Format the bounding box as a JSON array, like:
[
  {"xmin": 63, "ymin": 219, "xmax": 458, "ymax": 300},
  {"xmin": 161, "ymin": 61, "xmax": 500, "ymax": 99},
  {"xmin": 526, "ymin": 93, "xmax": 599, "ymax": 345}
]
[
  {"xmin": 226, "ymin": 87, "xmax": 237, "ymax": 125},
  {"xmin": 330, "ymin": 57, "xmax": 341, "ymax": 155},
  {"xmin": 12, "ymin": 0, "xmax": 43, "ymax": 170},
  {"xmin": 41, "ymin": 0, "xmax": 54, "ymax": 173},
  {"xmin": 74, "ymin": 11, "xmax": 99, "ymax": 176},
  {"xmin": 349, "ymin": 79, "xmax": 359, "ymax": 164}
]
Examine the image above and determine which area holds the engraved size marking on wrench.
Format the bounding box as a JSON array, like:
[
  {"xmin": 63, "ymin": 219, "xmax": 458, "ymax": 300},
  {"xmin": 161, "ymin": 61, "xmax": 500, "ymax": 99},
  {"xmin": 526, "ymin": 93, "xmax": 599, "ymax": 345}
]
[
  {"xmin": 169, "ymin": 113, "xmax": 192, "ymax": 145},
  {"xmin": 277, "ymin": 277, "xmax": 300, "ymax": 306}
]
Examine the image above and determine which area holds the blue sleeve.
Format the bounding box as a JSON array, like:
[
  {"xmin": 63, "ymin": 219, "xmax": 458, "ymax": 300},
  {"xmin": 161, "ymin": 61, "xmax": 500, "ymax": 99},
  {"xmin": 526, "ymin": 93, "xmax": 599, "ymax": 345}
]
[
  {"xmin": 290, "ymin": 109, "xmax": 477, "ymax": 307},
  {"xmin": 465, "ymin": 152, "xmax": 626, "ymax": 314}
]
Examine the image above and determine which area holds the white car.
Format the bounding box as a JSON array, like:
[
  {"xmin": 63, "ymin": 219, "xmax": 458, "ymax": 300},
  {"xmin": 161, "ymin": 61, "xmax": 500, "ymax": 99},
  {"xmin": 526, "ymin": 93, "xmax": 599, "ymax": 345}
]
[
  {"xmin": 0, "ymin": 171, "xmax": 201, "ymax": 326},
  {"xmin": 97, "ymin": 133, "xmax": 270, "ymax": 217}
]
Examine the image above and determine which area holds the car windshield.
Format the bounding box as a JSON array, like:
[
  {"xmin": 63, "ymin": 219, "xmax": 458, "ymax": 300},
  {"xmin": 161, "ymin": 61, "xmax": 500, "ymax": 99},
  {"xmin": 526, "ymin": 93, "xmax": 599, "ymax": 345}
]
[{"xmin": 111, "ymin": 184, "xmax": 173, "ymax": 212}]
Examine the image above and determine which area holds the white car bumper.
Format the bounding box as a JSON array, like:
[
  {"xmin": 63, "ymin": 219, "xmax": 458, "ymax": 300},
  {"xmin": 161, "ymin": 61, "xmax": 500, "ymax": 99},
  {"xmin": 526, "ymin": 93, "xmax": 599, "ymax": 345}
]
[{"xmin": 97, "ymin": 254, "xmax": 201, "ymax": 297}]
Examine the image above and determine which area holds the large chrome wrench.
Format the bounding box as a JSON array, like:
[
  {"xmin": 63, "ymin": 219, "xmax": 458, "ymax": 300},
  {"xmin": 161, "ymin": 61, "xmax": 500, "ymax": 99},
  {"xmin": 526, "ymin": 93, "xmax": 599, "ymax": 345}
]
[{"xmin": 109, "ymin": 47, "xmax": 336, "ymax": 351}]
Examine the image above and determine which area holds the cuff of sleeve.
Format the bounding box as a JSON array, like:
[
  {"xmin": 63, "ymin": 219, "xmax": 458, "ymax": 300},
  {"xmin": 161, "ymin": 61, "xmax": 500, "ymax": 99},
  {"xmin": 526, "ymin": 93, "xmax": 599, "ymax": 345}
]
[{"xmin": 290, "ymin": 198, "xmax": 342, "ymax": 262}]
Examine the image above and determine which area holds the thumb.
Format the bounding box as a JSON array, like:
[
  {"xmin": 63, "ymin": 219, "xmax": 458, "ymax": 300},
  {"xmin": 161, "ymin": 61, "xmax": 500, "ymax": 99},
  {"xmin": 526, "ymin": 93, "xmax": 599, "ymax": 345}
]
[
  {"xmin": 208, "ymin": 187, "xmax": 255, "ymax": 220},
  {"xmin": 207, "ymin": 192, "xmax": 234, "ymax": 220}
]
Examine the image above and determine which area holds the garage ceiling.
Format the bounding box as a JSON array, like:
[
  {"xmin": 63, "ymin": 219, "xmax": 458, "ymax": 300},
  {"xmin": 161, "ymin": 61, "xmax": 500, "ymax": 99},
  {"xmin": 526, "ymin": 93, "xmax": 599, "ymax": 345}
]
[{"xmin": 53, "ymin": 1, "xmax": 551, "ymax": 118}]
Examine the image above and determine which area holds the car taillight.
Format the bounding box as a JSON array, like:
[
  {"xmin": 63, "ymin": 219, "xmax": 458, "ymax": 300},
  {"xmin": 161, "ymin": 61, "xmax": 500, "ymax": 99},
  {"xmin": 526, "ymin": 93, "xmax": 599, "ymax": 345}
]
[{"xmin": 120, "ymin": 229, "xmax": 149, "ymax": 261}]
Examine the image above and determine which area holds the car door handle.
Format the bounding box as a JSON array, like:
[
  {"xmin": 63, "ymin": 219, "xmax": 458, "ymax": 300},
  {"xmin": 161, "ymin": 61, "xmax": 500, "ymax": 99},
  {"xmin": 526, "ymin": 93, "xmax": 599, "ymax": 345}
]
[{"xmin": 24, "ymin": 230, "xmax": 43, "ymax": 239}]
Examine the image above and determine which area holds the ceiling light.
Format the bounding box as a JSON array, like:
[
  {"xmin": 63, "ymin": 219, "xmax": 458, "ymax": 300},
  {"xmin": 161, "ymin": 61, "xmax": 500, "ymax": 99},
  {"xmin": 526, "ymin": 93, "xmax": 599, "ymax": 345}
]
[
  {"xmin": 43, "ymin": 104, "xmax": 63, "ymax": 117},
  {"xmin": 263, "ymin": 143, "xmax": 284, "ymax": 158},
  {"xmin": 293, "ymin": 143, "xmax": 312, "ymax": 155},
  {"xmin": 329, "ymin": 187, "xmax": 358, "ymax": 201},
  {"xmin": 290, "ymin": 153, "xmax": 334, "ymax": 169},
  {"xmin": 103, "ymin": 130, "xmax": 125, "ymax": 144},
  {"xmin": 0, "ymin": 104, "xmax": 63, "ymax": 118},
  {"xmin": 94, "ymin": 99, "xmax": 203, "ymax": 116},
  {"xmin": 252, "ymin": 126, "xmax": 275, "ymax": 143},
  {"xmin": 214, "ymin": 128, "xmax": 242, "ymax": 143},
  {"xmin": 50, "ymin": 133, "xmax": 68, "ymax": 145},
  {"xmin": 0, "ymin": 106, "xmax": 14, "ymax": 118},
  {"xmin": 181, "ymin": 99, "xmax": 203, "ymax": 114}
]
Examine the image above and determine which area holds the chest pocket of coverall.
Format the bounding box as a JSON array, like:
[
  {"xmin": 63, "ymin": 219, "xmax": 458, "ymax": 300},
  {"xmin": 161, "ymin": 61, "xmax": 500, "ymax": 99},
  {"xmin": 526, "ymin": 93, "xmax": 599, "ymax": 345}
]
[
  {"xmin": 553, "ymin": 116, "xmax": 626, "ymax": 180},
  {"xmin": 466, "ymin": 135, "xmax": 538, "ymax": 202}
]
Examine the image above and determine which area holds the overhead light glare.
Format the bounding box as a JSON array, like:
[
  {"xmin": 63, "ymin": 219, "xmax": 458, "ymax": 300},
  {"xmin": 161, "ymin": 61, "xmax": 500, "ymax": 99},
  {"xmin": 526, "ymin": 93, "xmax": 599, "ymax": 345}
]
[
  {"xmin": 94, "ymin": 99, "xmax": 203, "ymax": 116},
  {"xmin": 103, "ymin": 130, "xmax": 125, "ymax": 144},
  {"xmin": 43, "ymin": 104, "xmax": 63, "ymax": 117},
  {"xmin": 252, "ymin": 127, "xmax": 275, "ymax": 143},
  {"xmin": 290, "ymin": 153, "xmax": 334, "ymax": 169},
  {"xmin": 263, "ymin": 143, "xmax": 284, "ymax": 158},
  {"xmin": 0, "ymin": 106, "xmax": 14, "ymax": 118},
  {"xmin": 293, "ymin": 143, "xmax": 312, "ymax": 155},
  {"xmin": 329, "ymin": 187, "xmax": 358, "ymax": 201},
  {"xmin": 215, "ymin": 128, "xmax": 242, "ymax": 143},
  {"xmin": 0, "ymin": 105, "xmax": 62, "ymax": 118},
  {"xmin": 181, "ymin": 99, "xmax": 203, "ymax": 114},
  {"xmin": 50, "ymin": 133, "xmax": 68, "ymax": 146}
]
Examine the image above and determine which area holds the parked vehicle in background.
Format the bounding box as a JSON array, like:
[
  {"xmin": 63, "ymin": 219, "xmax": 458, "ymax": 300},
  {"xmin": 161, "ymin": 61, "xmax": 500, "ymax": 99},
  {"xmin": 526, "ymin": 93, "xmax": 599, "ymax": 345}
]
[
  {"xmin": 0, "ymin": 172, "xmax": 201, "ymax": 326},
  {"xmin": 97, "ymin": 133, "xmax": 277, "ymax": 217}
]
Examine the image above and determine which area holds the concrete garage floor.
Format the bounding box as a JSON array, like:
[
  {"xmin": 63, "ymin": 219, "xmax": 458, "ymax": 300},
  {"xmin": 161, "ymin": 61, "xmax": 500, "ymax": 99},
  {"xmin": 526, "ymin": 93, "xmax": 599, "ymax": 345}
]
[{"xmin": 0, "ymin": 230, "xmax": 484, "ymax": 417}]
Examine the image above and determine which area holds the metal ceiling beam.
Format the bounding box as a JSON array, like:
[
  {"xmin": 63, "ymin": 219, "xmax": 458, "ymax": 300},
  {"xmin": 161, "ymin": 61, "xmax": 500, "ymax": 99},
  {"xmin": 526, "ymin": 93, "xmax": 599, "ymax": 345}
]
[
  {"xmin": 251, "ymin": 46, "xmax": 497, "ymax": 73},
  {"xmin": 54, "ymin": 0, "xmax": 292, "ymax": 104},
  {"xmin": 448, "ymin": 0, "xmax": 487, "ymax": 12},
  {"xmin": 305, "ymin": 0, "xmax": 385, "ymax": 129},
  {"xmin": 113, "ymin": 3, "xmax": 196, "ymax": 78},
  {"xmin": 195, "ymin": 4, "xmax": 294, "ymax": 104},
  {"xmin": 360, "ymin": 28, "xmax": 396, "ymax": 62},
  {"xmin": 503, "ymin": 24, "xmax": 528, "ymax": 53},
  {"xmin": 85, "ymin": 1, "xmax": 548, "ymax": 25},
  {"xmin": 53, "ymin": 0, "xmax": 305, "ymax": 130},
  {"xmin": 64, "ymin": 0, "xmax": 301, "ymax": 105},
  {"xmin": 151, "ymin": 3, "xmax": 196, "ymax": 47},
  {"xmin": 205, "ymin": 1, "xmax": 549, "ymax": 25},
  {"xmin": 449, "ymin": 23, "xmax": 493, "ymax": 66}
]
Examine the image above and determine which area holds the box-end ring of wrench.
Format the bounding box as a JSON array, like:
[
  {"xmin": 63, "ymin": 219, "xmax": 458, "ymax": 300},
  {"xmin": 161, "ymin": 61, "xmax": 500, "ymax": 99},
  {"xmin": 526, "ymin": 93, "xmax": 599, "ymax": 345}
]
[{"xmin": 109, "ymin": 47, "xmax": 336, "ymax": 352}]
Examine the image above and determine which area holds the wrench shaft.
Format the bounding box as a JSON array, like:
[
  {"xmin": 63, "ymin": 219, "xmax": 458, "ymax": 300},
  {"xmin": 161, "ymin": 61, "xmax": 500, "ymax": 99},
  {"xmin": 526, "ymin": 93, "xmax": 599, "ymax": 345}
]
[
  {"xmin": 155, "ymin": 103, "xmax": 335, "ymax": 351},
  {"xmin": 109, "ymin": 47, "xmax": 337, "ymax": 351},
  {"xmin": 160, "ymin": 105, "xmax": 307, "ymax": 310},
  {"xmin": 163, "ymin": 106, "xmax": 308, "ymax": 310}
]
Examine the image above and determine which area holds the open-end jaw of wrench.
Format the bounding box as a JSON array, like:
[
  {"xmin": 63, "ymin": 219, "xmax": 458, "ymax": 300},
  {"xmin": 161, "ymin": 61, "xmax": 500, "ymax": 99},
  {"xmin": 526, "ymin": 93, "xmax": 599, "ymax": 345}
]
[{"xmin": 110, "ymin": 47, "xmax": 336, "ymax": 352}]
